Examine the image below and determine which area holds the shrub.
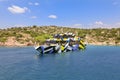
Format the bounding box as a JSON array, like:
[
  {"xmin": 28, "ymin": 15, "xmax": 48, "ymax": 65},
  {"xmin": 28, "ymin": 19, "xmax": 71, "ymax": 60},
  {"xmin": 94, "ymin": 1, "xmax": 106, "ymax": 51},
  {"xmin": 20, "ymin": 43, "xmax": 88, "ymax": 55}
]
[{"xmin": 0, "ymin": 37, "xmax": 7, "ymax": 42}]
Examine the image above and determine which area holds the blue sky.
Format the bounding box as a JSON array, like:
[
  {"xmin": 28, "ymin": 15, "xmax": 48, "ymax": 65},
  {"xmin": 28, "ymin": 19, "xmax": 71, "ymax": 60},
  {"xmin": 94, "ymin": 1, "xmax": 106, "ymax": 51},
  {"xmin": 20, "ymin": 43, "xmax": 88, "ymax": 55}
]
[{"xmin": 0, "ymin": 0, "xmax": 120, "ymax": 28}]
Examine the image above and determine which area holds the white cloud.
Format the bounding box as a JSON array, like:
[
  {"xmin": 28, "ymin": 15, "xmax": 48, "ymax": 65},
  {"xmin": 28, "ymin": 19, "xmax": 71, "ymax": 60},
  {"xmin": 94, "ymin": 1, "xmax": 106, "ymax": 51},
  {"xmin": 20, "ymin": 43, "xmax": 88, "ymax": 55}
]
[
  {"xmin": 70, "ymin": 22, "xmax": 120, "ymax": 29},
  {"xmin": 14, "ymin": 24, "xmax": 26, "ymax": 27},
  {"xmin": 73, "ymin": 24, "xmax": 82, "ymax": 27},
  {"xmin": 70, "ymin": 23, "xmax": 84, "ymax": 28},
  {"xmin": 8, "ymin": 5, "xmax": 28, "ymax": 14},
  {"xmin": 70, "ymin": 21, "xmax": 118, "ymax": 29},
  {"xmin": 48, "ymin": 15, "xmax": 57, "ymax": 19},
  {"xmin": 114, "ymin": 22, "xmax": 120, "ymax": 28},
  {"xmin": 89, "ymin": 21, "xmax": 115, "ymax": 28},
  {"xmin": 28, "ymin": 2, "xmax": 39, "ymax": 6},
  {"xmin": 35, "ymin": 3, "xmax": 39, "ymax": 6},
  {"xmin": 116, "ymin": 22, "xmax": 120, "ymax": 25},
  {"xmin": 95, "ymin": 21, "xmax": 103, "ymax": 25},
  {"xmin": 31, "ymin": 16, "xmax": 37, "ymax": 19}
]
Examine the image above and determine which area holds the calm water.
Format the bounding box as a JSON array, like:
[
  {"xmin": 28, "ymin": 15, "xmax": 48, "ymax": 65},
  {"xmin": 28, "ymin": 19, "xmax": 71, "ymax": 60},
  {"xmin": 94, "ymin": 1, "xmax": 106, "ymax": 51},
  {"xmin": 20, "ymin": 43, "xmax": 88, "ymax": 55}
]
[{"xmin": 0, "ymin": 45, "xmax": 120, "ymax": 80}]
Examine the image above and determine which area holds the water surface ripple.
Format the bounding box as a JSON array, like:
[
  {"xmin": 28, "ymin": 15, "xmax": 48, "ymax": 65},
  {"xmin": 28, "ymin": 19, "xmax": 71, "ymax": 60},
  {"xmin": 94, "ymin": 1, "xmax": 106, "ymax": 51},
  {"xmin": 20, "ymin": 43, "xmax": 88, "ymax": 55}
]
[{"xmin": 0, "ymin": 45, "xmax": 120, "ymax": 80}]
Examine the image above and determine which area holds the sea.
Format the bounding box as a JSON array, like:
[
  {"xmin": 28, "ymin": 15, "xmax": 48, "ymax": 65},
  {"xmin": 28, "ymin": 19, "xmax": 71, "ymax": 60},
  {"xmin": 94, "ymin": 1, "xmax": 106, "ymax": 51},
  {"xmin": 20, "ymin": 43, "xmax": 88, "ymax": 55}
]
[{"xmin": 0, "ymin": 45, "xmax": 120, "ymax": 80}]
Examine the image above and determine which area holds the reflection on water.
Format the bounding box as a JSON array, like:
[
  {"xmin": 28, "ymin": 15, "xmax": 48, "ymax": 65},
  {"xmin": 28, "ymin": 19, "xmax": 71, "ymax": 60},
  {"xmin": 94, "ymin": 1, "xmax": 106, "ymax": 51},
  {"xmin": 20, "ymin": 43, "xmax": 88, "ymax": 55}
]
[{"xmin": 34, "ymin": 54, "xmax": 43, "ymax": 59}]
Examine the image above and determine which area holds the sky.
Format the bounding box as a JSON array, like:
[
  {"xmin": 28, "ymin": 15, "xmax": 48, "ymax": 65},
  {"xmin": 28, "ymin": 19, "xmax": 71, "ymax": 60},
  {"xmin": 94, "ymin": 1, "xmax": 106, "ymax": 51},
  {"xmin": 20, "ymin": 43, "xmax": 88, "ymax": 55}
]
[{"xmin": 0, "ymin": 0, "xmax": 120, "ymax": 28}]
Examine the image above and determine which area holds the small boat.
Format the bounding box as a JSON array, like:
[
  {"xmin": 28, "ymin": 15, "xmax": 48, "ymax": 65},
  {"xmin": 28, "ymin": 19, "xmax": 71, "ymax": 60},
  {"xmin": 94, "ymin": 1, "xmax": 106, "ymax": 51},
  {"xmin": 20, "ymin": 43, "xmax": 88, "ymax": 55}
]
[{"xmin": 35, "ymin": 33, "xmax": 86, "ymax": 54}]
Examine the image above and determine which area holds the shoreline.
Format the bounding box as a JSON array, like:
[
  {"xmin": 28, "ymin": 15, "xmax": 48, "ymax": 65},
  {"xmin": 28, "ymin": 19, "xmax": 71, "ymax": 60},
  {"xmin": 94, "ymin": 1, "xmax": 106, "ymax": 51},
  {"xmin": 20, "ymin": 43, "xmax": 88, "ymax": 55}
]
[
  {"xmin": 0, "ymin": 43, "xmax": 120, "ymax": 47},
  {"xmin": 87, "ymin": 43, "xmax": 120, "ymax": 46}
]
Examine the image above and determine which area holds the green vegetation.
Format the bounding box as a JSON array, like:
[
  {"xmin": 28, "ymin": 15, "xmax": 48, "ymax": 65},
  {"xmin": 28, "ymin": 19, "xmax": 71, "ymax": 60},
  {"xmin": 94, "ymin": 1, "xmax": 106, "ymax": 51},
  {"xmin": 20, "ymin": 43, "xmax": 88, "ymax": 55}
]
[
  {"xmin": 34, "ymin": 34, "xmax": 49, "ymax": 44},
  {"xmin": 0, "ymin": 37, "xmax": 7, "ymax": 43},
  {"xmin": 0, "ymin": 26, "xmax": 120, "ymax": 46}
]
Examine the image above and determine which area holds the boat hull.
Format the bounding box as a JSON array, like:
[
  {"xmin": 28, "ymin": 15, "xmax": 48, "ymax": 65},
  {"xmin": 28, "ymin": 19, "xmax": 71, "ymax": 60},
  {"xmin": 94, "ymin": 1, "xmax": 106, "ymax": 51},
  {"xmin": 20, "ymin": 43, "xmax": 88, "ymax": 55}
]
[
  {"xmin": 35, "ymin": 43, "xmax": 86, "ymax": 54},
  {"xmin": 35, "ymin": 45, "xmax": 60, "ymax": 54}
]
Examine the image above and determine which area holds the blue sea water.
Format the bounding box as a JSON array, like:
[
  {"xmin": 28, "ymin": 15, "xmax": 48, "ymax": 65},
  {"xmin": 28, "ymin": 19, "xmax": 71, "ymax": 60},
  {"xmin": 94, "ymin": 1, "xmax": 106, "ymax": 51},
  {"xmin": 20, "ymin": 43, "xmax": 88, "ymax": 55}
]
[{"xmin": 0, "ymin": 45, "xmax": 120, "ymax": 80}]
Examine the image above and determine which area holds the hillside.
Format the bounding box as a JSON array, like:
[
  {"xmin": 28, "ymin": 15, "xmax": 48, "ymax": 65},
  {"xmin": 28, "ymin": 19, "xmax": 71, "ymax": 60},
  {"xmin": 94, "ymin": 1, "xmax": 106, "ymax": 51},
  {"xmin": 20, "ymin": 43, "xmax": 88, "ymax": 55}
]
[{"xmin": 0, "ymin": 26, "xmax": 120, "ymax": 46}]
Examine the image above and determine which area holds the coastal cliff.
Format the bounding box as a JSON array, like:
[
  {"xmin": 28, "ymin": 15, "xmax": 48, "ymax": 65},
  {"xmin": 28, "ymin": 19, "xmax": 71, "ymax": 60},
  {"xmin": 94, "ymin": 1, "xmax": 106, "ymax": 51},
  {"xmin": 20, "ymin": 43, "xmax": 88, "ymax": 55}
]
[{"xmin": 0, "ymin": 26, "xmax": 120, "ymax": 46}]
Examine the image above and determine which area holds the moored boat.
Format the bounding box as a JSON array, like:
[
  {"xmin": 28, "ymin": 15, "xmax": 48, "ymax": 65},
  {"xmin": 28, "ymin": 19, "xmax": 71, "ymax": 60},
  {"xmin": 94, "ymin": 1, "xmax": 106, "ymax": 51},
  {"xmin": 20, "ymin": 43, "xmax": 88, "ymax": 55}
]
[{"xmin": 35, "ymin": 33, "xmax": 86, "ymax": 54}]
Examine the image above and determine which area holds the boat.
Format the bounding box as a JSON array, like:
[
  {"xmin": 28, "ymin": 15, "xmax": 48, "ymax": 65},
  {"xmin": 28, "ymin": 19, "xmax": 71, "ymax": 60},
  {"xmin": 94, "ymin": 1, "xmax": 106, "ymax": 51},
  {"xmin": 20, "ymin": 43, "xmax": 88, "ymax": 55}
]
[{"xmin": 35, "ymin": 32, "xmax": 86, "ymax": 54}]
